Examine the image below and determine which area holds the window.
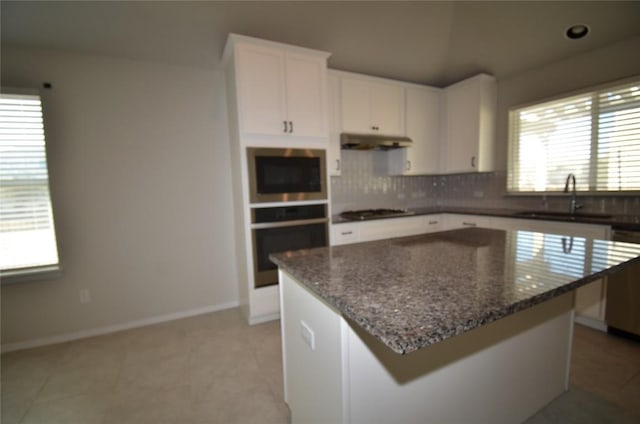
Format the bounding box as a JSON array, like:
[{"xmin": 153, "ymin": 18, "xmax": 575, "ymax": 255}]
[
  {"xmin": 508, "ymin": 78, "xmax": 640, "ymax": 193},
  {"xmin": 0, "ymin": 90, "xmax": 60, "ymax": 283}
]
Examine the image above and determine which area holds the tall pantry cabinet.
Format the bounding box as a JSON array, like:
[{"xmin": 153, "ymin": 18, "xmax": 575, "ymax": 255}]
[{"xmin": 223, "ymin": 34, "xmax": 331, "ymax": 324}]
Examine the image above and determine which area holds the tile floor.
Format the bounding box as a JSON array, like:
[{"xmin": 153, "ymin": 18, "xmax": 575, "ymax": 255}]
[{"xmin": 2, "ymin": 308, "xmax": 639, "ymax": 424}]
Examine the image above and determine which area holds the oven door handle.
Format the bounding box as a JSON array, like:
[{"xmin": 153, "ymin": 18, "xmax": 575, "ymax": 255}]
[{"xmin": 251, "ymin": 217, "xmax": 329, "ymax": 230}]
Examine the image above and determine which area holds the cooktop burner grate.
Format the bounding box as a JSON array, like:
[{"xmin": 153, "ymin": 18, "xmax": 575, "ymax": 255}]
[{"xmin": 339, "ymin": 208, "xmax": 415, "ymax": 221}]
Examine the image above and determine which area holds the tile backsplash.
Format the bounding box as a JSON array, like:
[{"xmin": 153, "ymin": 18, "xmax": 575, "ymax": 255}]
[{"xmin": 331, "ymin": 151, "xmax": 640, "ymax": 216}]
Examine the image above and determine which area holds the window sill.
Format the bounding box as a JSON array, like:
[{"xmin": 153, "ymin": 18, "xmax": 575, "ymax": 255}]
[
  {"xmin": 504, "ymin": 191, "xmax": 640, "ymax": 197},
  {"xmin": 1, "ymin": 265, "xmax": 62, "ymax": 285}
]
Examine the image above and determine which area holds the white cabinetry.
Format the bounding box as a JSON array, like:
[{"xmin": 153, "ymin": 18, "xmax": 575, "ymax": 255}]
[
  {"xmin": 442, "ymin": 74, "xmax": 496, "ymax": 173},
  {"xmin": 331, "ymin": 214, "xmax": 444, "ymax": 246},
  {"xmin": 331, "ymin": 223, "xmax": 361, "ymax": 246},
  {"xmin": 327, "ymin": 72, "xmax": 342, "ymax": 176},
  {"xmin": 388, "ymin": 84, "xmax": 442, "ymax": 175},
  {"xmin": 443, "ymin": 213, "xmax": 493, "ymax": 230},
  {"xmin": 341, "ymin": 73, "xmax": 405, "ymax": 136},
  {"xmin": 223, "ymin": 34, "xmax": 331, "ymax": 325},
  {"xmin": 224, "ymin": 33, "xmax": 330, "ymax": 140}
]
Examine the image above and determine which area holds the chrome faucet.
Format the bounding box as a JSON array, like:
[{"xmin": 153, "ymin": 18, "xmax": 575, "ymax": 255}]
[{"xmin": 563, "ymin": 173, "xmax": 583, "ymax": 214}]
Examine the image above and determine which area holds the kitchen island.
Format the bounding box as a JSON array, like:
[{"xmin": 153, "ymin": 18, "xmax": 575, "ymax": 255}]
[{"xmin": 270, "ymin": 228, "xmax": 640, "ymax": 424}]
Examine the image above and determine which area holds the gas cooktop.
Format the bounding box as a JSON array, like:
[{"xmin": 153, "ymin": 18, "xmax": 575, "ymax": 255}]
[{"xmin": 339, "ymin": 208, "xmax": 415, "ymax": 221}]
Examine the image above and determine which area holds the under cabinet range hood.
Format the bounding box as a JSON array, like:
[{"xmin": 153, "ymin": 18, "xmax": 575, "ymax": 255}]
[{"xmin": 340, "ymin": 133, "xmax": 412, "ymax": 150}]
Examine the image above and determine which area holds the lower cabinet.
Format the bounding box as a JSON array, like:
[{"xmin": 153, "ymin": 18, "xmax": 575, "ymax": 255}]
[
  {"xmin": 331, "ymin": 214, "xmax": 443, "ymax": 246},
  {"xmin": 442, "ymin": 214, "xmax": 493, "ymax": 230}
]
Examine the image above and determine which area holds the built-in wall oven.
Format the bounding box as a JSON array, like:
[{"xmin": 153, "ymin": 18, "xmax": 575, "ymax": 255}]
[
  {"xmin": 251, "ymin": 204, "xmax": 328, "ymax": 288},
  {"xmin": 247, "ymin": 147, "xmax": 327, "ymax": 203}
]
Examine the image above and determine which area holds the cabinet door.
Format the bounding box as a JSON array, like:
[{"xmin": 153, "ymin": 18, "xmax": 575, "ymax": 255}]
[
  {"xmin": 360, "ymin": 216, "xmax": 425, "ymax": 242},
  {"xmin": 442, "ymin": 74, "xmax": 496, "ymax": 174},
  {"xmin": 389, "ymin": 86, "xmax": 440, "ymax": 175},
  {"xmin": 331, "ymin": 223, "xmax": 361, "ymax": 246},
  {"xmin": 285, "ymin": 52, "xmax": 328, "ymax": 137},
  {"xmin": 423, "ymin": 214, "xmax": 443, "ymax": 233},
  {"xmin": 327, "ymin": 73, "xmax": 342, "ymax": 176},
  {"xmin": 236, "ymin": 44, "xmax": 287, "ymax": 136},
  {"xmin": 341, "ymin": 77, "xmax": 372, "ymax": 133},
  {"xmin": 443, "ymin": 80, "xmax": 480, "ymax": 173},
  {"xmin": 370, "ymin": 82, "xmax": 405, "ymax": 136},
  {"xmin": 443, "ymin": 214, "xmax": 493, "ymax": 230}
]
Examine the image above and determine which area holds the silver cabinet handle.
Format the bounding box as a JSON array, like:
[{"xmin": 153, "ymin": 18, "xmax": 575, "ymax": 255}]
[
  {"xmin": 471, "ymin": 156, "xmax": 476, "ymax": 168},
  {"xmin": 341, "ymin": 231, "xmax": 353, "ymax": 235},
  {"xmin": 406, "ymin": 160, "xmax": 411, "ymax": 171},
  {"xmin": 462, "ymin": 222, "xmax": 477, "ymax": 227},
  {"xmin": 289, "ymin": 121, "xmax": 293, "ymax": 133},
  {"xmin": 428, "ymin": 220, "xmax": 439, "ymax": 225},
  {"xmin": 336, "ymin": 159, "xmax": 341, "ymax": 171},
  {"xmin": 283, "ymin": 121, "xmax": 288, "ymax": 133}
]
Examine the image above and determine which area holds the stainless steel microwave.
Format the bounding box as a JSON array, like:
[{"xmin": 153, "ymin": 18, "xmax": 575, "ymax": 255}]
[{"xmin": 247, "ymin": 147, "xmax": 327, "ymax": 203}]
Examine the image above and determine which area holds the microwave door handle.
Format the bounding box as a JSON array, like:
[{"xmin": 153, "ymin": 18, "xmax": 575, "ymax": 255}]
[{"xmin": 251, "ymin": 217, "xmax": 329, "ymax": 229}]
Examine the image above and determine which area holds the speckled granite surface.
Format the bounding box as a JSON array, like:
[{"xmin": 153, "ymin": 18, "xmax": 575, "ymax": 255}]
[
  {"xmin": 271, "ymin": 228, "xmax": 640, "ymax": 355},
  {"xmin": 332, "ymin": 206, "xmax": 640, "ymax": 230}
]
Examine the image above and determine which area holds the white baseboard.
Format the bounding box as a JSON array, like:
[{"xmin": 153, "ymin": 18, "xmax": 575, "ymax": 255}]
[
  {"xmin": 574, "ymin": 315, "xmax": 607, "ymax": 332},
  {"xmin": 249, "ymin": 312, "xmax": 280, "ymax": 325},
  {"xmin": 1, "ymin": 300, "xmax": 240, "ymax": 353}
]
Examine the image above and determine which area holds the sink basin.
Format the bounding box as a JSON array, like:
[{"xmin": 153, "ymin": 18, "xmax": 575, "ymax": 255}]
[{"xmin": 514, "ymin": 211, "xmax": 612, "ymax": 220}]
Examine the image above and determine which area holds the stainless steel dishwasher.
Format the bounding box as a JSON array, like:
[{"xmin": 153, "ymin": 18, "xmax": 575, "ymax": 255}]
[{"xmin": 606, "ymin": 229, "xmax": 640, "ymax": 339}]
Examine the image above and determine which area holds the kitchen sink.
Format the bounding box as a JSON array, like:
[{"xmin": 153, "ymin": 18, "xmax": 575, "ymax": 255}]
[{"xmin": 514, "ymin": 211, "xmax": 612, "ymax": 220}]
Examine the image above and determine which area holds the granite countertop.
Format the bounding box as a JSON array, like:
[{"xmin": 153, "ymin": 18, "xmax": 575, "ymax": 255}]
[
  {"xmin": 332, "ymin": 206, "xmax": 640, "ymax": 231},
  {"xmin": 271, "ymin": 228, "xmax": 640, "ymax": 355}
]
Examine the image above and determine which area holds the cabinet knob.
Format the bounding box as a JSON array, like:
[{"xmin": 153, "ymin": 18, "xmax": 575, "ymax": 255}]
[{"xmin": 471, "ymin": 156, "xmax": 476, "ymax": 168}]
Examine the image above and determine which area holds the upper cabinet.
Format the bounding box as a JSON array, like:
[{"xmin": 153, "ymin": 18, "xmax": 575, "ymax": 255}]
[
  {"xmin": 388, "ymin": 84, "xmax": 442, "ymax": 175},
  {"xmin": 223, "ymin": 34, "xmax": 331, "ymax": 141},
  {"xmin": 340, "ymin": 73, "xmax": 405, "ymax": 136},
  {"xmin": 327, "ymin": 72, "xmax": 342, "ymax": 176},
  {"xmin": 442, "ymin": 74, "xmax": 497, "ymax": 173}
]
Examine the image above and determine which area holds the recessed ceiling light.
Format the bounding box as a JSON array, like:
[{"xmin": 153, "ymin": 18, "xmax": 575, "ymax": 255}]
[{"xmin": 566, "ymin": 24, "xmax": 590, "ymax": 40}]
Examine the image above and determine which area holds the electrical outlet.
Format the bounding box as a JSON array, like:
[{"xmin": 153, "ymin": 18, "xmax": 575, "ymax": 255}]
[
  {"xmin": 300, "ymin": 320, "xmax": 315, "ymax": 350},
  {"xmin": 79, "ymin": 288, "xmax": 91, "ymax": 304}
]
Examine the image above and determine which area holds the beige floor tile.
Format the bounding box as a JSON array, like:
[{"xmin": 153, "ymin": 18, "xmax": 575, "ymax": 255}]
[
  {"xmin": 1, "ymin": 394, "xmax": 33, "ymax": 424},
  {"xmin": 4, "ymin": 309, "xmax": 638, "ymax": 424},
  {"xmin": 192, "ymin": 376, "xmax": 287, "ymax": 424},
  {"xmin": 20, "ymin": 393, "xmax": 109, "ymax": 424},
  {"xmin": 34, "ymin": 362, "xmax": 120, "ymax": 404},
  {"xmin": 102, "ymin": 385, "xmax": 193, "ymax": 424},
  {"xmin": 117, "ymin": 353, "xmax": 190, "ymax": 392},
  {"xmin": 617, "ymin": 371, "xmax": 640, "ymax": 416},
  {"xmin": 57, "ymin": 334, "xmax": 127, "ymax": 371}
]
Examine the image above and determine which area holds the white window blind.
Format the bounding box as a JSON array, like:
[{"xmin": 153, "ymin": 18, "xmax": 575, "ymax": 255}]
[
  {"xmin": 0, "ymin": 91, "xmax": 60, "ymax": 279},
  {"xmin": 508, "ymin": 79, "xmax": 640, "ymax": 193}
]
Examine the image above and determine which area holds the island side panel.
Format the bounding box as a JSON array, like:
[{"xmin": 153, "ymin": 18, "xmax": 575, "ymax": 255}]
[
  {"xmin": 345, "ymin": 292, "xmax": 575, "ymax": 424},
  {"xmin": 280, "ymin": 270, "xmax": 346, "ymax": 424}
]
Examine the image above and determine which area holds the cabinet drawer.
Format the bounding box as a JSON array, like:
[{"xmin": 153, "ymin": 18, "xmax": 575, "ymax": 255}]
[{"xmin": 331, "ymin": 224, "xmax": 361, "ymax": 246}]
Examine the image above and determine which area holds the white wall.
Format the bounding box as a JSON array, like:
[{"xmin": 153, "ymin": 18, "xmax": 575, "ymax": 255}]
[
  {"xmin": 495, "ymin": 36, "xmax": 640, "ymax": 170},
  {"xmin": 1, "ymin": 46, "xmax": 239, "ymax": 347}
]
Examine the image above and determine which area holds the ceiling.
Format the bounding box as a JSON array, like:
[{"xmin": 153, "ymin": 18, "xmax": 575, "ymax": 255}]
[{"xmin": 2, "ymin": 1, "xmax": 640, "ymax": 87}]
